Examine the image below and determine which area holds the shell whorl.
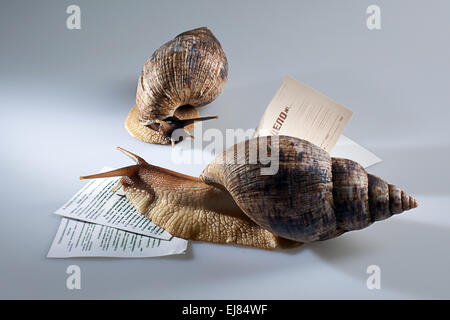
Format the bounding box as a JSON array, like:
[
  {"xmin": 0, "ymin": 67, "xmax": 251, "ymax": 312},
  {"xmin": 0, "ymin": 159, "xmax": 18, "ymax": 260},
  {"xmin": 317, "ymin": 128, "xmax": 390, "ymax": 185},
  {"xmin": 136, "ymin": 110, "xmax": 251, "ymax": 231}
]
[
  {"xmin": 136, "ymin": 27, "xmax": 228, "ymax": 124},
  {"xmin": 200, "ymin": 136, "xmax": 418, "ymax": 243},
  {"xmin": 332, "ymin": 158, "xmax": 418, "ymax": 232}
]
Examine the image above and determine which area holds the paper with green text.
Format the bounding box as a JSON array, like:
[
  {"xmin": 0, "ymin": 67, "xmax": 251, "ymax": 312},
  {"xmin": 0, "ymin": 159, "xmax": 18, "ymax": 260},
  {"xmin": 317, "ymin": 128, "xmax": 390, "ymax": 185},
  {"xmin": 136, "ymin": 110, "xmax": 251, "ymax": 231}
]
[{"xmin": 47, "ymin": 218, "xmax": 187, "ymax": 258}]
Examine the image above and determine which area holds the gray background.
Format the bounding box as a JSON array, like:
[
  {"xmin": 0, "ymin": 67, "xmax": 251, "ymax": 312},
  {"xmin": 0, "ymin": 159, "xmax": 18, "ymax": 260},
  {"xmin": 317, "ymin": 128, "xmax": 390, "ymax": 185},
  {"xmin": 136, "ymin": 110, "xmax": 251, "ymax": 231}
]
[{"xmin": 1, "ymin": 0, "xmax": 449, "ymax": 299}]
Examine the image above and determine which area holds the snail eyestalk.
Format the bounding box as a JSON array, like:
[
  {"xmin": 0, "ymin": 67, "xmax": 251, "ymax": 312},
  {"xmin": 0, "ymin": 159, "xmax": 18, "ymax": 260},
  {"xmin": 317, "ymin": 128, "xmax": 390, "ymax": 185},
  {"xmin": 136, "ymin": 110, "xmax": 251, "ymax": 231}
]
[
  {"xmin": 80, "ymin": 165, "xmax": 140, "ymax": 180},
  {"xmin": 111, "ymin": 179, "xmax": 123, "ymax": 193},
  {"xmin": 80, "ymin": 147, "xmax": 147, "ymax": 180},
  {"xmin": 115, "ymin": 146, "xmax": 146, "ymax": 164},
  {"xmin": 178, "ymin": 115, "xmax": 219, "ymax": 127}
]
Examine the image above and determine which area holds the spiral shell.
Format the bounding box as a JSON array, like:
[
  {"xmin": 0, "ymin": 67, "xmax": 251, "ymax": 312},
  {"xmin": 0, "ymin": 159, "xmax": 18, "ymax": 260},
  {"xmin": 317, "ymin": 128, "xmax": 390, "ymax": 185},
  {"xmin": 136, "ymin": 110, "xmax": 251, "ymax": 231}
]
[
  {"xmin": 200, "ymin": 135, "xmax": 418, "ymax": 243},
  {"xmin": 125, "ymin": 27, "xmax": 228, "ymax": 144}
]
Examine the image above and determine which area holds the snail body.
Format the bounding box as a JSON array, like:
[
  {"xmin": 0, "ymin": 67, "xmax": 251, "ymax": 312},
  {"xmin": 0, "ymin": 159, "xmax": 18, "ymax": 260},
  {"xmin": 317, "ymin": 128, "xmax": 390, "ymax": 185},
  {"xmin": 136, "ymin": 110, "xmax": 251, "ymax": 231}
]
[
  {"xmin": 125, "ymin": 27, "xmax": 228, "ymax": 145},
  {"xmin": 80, "ymin": 136, "xmax": 418, "ymax": 249}
]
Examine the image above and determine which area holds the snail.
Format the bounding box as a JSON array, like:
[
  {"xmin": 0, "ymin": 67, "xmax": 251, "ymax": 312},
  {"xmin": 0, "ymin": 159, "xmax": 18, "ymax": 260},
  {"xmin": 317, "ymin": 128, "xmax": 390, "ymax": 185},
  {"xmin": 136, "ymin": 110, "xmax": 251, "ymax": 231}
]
[
  {"xmin": 125, "ymin": 27, "xmax": 228, "ymax": 146},
  {"xmin": 80, "ymin": 136, "xmax": 418, "ymax": 250}
]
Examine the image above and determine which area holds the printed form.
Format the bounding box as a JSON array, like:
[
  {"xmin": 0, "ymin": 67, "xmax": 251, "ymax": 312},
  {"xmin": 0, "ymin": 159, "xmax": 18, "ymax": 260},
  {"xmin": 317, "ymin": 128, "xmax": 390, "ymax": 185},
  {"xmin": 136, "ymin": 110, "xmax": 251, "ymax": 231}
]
[
  {"xmin": 47, "ymin": 218, "xmax": 187, "ymax": 258},
  {"xmin": 48, "ymin": 168, "xmax": 188, "ymax": 258},
  {"xmin": 254, "ymin": 75, "xmax": 381, "ymax": 168}
]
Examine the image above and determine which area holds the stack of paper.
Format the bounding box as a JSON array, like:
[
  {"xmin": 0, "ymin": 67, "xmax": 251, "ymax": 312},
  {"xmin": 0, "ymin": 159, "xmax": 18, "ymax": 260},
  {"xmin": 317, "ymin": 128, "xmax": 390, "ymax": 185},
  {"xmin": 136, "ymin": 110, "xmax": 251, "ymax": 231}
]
[{"xmin": 47, "ymin": 168, "xmax": 188, "ymax": 258}]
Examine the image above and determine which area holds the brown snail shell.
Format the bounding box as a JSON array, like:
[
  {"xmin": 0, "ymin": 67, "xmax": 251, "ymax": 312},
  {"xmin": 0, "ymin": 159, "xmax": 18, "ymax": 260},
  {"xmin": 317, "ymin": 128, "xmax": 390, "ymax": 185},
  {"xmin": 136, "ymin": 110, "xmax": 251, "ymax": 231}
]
[
  {"xmin": 80, "ymin": 136, "xmax": 418, "ymax": 249},
  {"xmin": 201, "ymin": 136, "xmax": 418, "ymax": 243},
  {"xmin": 125, "ymin": 27, "xmax": 228, "ymax": 145}
]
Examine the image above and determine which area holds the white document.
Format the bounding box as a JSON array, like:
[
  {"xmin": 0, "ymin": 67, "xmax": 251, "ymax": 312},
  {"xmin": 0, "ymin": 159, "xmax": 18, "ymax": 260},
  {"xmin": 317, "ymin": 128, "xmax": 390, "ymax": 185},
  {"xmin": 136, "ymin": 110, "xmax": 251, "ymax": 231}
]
[
  {"xmin": 254, "ymin": 76, "xmax": 353, "ymax": 152},
  {"xmin": 254, "ymin": 76, "xmax": 382, "ymax": 168},
  {"xmin": 55, "ymin": 168, "xmax": 171, "ymax": 240},
  {"xmin": 331, "ymin": 135, "xmax": 382, "ymax": 169},
  {"xmin": 47, "ymin": 218, "xmax": 187, "ymax": 258}
]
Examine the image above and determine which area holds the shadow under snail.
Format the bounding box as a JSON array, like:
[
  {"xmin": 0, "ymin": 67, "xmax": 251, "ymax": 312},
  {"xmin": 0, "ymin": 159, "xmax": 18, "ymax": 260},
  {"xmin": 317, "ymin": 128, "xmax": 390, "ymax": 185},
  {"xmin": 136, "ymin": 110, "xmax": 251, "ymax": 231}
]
[
  {"xmin": 125, "ymin": 27, "xmax": 228, "ymax": 146},
  {"xmin": 80, "ymin": 136, "xmax": 418, "ymax": 250}
]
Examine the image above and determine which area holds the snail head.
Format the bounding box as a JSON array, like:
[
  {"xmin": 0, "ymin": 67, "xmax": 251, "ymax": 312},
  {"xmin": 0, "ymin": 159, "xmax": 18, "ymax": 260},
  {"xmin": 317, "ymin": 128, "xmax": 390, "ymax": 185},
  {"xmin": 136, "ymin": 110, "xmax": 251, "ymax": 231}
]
[
  {"xmin": 79, "ymin": 147, "xmax": 149, "ymax": 194},
  {"xmin": 145, "ymin": 115, "xmax": 218, "ymax": 147},
  {"xmin": 79, "ymin": 146, "xmax": 203, "ymax": 204}
]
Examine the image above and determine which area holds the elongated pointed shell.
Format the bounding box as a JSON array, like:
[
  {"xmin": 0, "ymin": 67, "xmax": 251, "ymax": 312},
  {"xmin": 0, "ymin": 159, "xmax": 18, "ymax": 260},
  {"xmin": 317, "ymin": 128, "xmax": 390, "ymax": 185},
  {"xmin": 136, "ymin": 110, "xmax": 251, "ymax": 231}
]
[
  {"xmin": 200, "ymin": 136, "xmax": 418, "ymax": 243},
  {"xmin": 125, "ymin": 27, "xmax": 228, "ymax": 144}
]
